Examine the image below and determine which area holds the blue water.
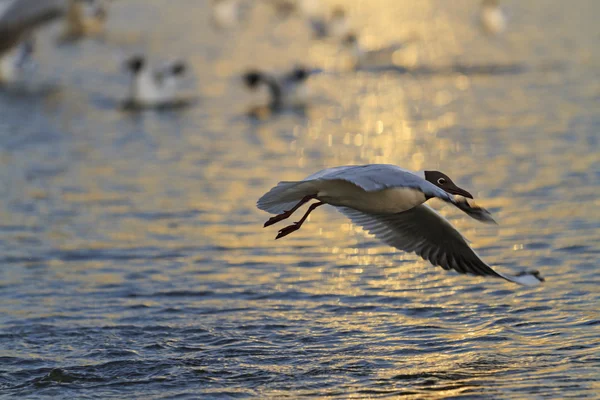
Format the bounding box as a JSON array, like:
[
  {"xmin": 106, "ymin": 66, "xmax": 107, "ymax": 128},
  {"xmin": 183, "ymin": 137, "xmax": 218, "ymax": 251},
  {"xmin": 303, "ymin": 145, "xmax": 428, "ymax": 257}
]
[{"xmin": 1, "ymin": 0, "xmax": 599, "ymax": 398}]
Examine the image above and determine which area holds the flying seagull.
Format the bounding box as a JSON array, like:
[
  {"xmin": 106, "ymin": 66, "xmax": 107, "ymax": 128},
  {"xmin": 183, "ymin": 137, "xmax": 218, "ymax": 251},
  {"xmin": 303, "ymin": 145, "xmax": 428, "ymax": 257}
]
[{"xmin": 257, "ymin": 164, "xmax": 544, "ymax": 286}]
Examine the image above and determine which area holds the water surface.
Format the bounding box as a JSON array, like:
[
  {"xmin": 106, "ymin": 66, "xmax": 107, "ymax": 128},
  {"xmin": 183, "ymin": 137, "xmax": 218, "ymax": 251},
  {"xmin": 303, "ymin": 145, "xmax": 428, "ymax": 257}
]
[{"xmin": 1, "ymin": 0, "xmax": 599, "ymax": 398}]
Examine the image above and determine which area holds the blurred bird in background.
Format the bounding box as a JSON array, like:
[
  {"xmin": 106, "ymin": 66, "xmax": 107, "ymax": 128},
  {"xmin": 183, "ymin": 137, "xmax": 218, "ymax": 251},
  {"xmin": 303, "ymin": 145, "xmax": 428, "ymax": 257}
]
[
  {"xmin": 123, "ymin": 55, "xmax": 189, "ymax": 109},
  {"xmin": 60, "ymin": 0, "xmax": 110, "ymax": 41},
  {"xmin": 243, "ymin": 65, "xmax": 314, "ymax": 110},
  {"xmin": 0, "ymin": 36, "xmax": 34, "ymax": 85},
  {"xmin": 211, "ymin": 0, "xmax": 243, "ymax": 30},
  {"xmin": 341, "ymin": 31, "xmax": 420, "ymax": 71},
  {"xmin": 0, "ymin": 0, "xmax": 66, "ymax": 85},
  {"xmin": 308, "ymin": 6, "xmax": 352, "ymax": 39},
  {"xmin": 479, "ymin": 0, "xmax": 506, "ymax": 37}
]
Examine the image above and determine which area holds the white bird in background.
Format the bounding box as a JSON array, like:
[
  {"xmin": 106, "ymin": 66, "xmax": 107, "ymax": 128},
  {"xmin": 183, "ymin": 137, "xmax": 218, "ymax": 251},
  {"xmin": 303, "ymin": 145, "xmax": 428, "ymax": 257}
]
[
  {"xmin": 0, "ymin": 0, "xmax": 66, "ymax": 55},
  {"xmin": 0, "ymin": 36, "xmax": 34, "ymax": 85},
  {"xmin": 60, "ymin": 0, "xmax": 109, "ymax": 41},
  {"xmin": 341, "ymin": 32, "xmax": 419, "ymax": 70},
  {"xmin": 211, "ymin": 0, "xmax": 242, "ymax": 30},
  {"xmin": 479, "ymin": 0, "xmax": 506, "ymax": 36},
  {"xmin": 123, "ymin": 55, "xmax": 188, "ymax": 109},
  {"xmin": 242, "ymin": 66, "xmax": 313, "ymax": 110},
  {"xmin": 258, "ymin": 164, "xmax": 544, "ymax": 286}
]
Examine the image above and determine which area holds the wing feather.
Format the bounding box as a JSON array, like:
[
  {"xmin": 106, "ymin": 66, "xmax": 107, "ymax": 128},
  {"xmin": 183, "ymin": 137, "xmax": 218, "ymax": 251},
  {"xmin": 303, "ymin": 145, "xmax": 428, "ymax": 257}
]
[{"xmin": 337, "ymin": 204, "xmax": 543, "ymax": 286}]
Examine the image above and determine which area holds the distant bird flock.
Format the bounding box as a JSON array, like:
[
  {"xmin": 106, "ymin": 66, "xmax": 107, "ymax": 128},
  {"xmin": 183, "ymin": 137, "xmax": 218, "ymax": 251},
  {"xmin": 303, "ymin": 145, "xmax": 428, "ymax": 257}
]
[
  {"xmin": 0, "ymin": 0, "xmax": 507, "ymax": 106},
  {"xmin": 0, "ymin": 0, "xmax": 540, "ymax": 286}
]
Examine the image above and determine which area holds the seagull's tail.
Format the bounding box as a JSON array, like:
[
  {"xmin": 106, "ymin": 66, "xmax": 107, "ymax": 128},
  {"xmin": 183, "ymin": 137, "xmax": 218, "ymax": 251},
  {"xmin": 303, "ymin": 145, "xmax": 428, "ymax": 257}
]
[{"xmin": 257, "ymin": 181, "xmax": 318, "ymax": 214}]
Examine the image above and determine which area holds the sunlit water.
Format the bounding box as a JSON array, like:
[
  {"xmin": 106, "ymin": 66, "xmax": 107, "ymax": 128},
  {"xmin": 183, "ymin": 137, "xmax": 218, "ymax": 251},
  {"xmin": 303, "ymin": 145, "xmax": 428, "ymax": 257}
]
[{"xmin": 1, "ymin": 0, "xmax": 599, "ymax": 398}]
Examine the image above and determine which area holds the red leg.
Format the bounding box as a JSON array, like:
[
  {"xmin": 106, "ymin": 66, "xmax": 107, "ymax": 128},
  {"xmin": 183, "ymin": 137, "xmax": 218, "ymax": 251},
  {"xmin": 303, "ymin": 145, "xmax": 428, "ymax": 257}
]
[
  {"xmin": 276, "ymin": 201, "xmax": 324, "ymax": 239},
  {"xmin": 264, "ymin": 195, "xmax": 316, "ymax": 227}
]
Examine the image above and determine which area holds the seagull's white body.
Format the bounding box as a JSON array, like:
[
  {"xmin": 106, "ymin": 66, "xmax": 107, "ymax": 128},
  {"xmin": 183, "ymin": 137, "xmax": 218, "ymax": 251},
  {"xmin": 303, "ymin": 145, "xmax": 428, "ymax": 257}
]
[
  {"xmin": 279, "ymin": 73, "xmax": 309, "ymax": 108},
  {"xmin": 126, "ymin": 61, "xmax": 185, "ymax": 108},
  {"xmin": 0, "ymin": 48, "xmax": 18, "ymax": 82},
  {"xmin": 260, "ymin": 165, "xmax": 462, "ymax": 215},
  {"xmin": 318, "ymin": 180, "xmax": 427, "ymax": 214},
  {"xmin": 479, "ymin": 1, "xmax": 506, "ymax": 36},
  {"xmin": 347, "ymin": 42, "xmax": 398, "ymax": 69},
  {"xmin": 0, "ymin": 0, "xmax": 66, "ymax": 55},
  {"xmin": 343, "ymin": 36, "xmax": 418, "ymax": 70},
  {"xmin": 297, "ymin": 0, "xmax": 323, "ymax": 17},
  {"xmin": 299, "ymin": 165, "xmax": 430, "ymax": 213},
  {"xmin": 328, "ymin": 12, "xmax": 351, "ymax": 39},
  {"xmin": 130, "ymin": 68, "xmax": 165, "ymax": 106},
  {"xmin": 0, "ymin": 39, "xmax": 31, "ymax": 83},
  {"xmin": 211, "ymin": 0, "xmax": 241, "ymax": 29},
  {"xmin": 258, "ymin": 164, "xmax": 544, "ymax": 286}
]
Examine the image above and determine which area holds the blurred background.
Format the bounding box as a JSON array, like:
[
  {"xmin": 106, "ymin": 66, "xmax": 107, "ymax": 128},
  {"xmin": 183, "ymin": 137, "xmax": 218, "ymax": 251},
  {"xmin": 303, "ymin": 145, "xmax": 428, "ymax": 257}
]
[{"xmin": 0, "ymin": 0, "xmax": 599, "ymax": 398}]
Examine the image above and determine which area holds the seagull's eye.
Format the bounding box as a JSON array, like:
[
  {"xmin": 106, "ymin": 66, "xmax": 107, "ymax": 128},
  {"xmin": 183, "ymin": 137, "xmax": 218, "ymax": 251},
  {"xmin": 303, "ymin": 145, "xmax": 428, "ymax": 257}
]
[{"xmin": 437, "ymin": 178, "xmax": 446, "ymax": 185}]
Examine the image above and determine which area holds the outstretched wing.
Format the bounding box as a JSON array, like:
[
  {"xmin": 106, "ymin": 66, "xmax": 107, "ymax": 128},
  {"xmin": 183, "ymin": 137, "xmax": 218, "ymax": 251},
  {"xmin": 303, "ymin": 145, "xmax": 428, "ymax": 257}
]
[{"xmin": 337, "ymin": 204, "xmax": 543, "ymax": 286}]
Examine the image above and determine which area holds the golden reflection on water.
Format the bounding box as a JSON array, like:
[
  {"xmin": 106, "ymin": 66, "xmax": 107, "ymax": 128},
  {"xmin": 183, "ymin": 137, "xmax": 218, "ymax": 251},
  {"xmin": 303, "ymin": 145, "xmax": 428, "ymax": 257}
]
[
  {"xmin": 0, "ymin": 0, "xmax": 596, "ymax": 392},
  {"xmin": 0, "ymin": 1, "xmax": 598, "ymax": 397},
  {"xmin": 33, "ymin": 0, "xmax": 596, "ymax": 296}
]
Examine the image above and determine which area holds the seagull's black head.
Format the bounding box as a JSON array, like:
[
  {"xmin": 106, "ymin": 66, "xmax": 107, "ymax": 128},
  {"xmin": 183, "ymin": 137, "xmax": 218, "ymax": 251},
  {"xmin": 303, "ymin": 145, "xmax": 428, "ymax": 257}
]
[
  {"xmin": 126, "ymin": 56, "xmax": 145, "ymax": 74},
  {"xmin": 331, "ymin": 6, "xmax": 346, "ymax": 19},
  {"xmin": 291, "ymin": 67, "xmax": 309, "ymax": 82},
  {"xmin": 171, "ymin": 62, "xmax": 186, "ymax": 76},
  {"xmin": 243, "ymin": 70, "xmax": 263, "ymax": 89},
  {"xmin": 94, "ymin": 5, "xmax": 108, "ymax": 21},
  {"xmin": 343, "ymin": 33, "xmax": 358, "ymax": 46},
  {"xmin": 424, "ymin": 171, "xmax": 473, "ymax": 199}
]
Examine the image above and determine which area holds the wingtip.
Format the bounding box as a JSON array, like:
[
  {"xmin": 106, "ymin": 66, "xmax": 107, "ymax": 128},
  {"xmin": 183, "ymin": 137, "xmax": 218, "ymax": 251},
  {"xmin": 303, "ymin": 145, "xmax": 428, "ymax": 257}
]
[
  {"xmin": 503, "ymin": 269, "xmax": 545, "ymax": 286},
  {"xmin": 518, "ymin": 269, "xmax": 545, "ymax": 282}
]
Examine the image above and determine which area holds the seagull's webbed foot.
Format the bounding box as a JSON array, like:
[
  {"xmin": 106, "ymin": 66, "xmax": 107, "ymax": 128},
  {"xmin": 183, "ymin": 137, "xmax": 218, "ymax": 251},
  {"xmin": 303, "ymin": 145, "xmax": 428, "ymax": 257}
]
[
  {"xmin": 263, "ymin": 194, "xmax": 316, "ymax": 227},
  {"xmin": 276, "ymin": 222, "xmax": 301, "ymax": 239},
  {"xmin": 273, "ymin": 201, "xmax": 324, "ymax": 240},
  {"xmin": 264, "ymin": 211, "xmax": 293, "ymax": 227}
]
